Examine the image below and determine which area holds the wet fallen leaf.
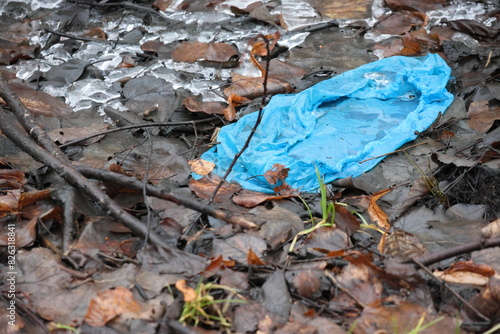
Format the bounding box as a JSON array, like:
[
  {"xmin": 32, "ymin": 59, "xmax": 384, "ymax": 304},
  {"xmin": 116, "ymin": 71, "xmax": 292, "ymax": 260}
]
[
  {"xmin": 45, "ymin": 59, "xmax": 88, "ymax": 87},
  {"xmin": 212, "ymin": 234, "xmax": 267, "ymax": 264},
  {"xmin": 188, "ymin": 158, "xmax": 216, "ymax": 176},
  {"xmin": 189, "ymin": 175, "xmax": 242, "ymax": 202},
  {"xmin": 373, "ymin": 11, "xmax": 426, "ymax": 35},
  {"xmin": 0, "ymin": 20, "xmax": 37, "ymax": 64},
  {"xmin": 84, "ymin": 286, "xmax": 142, "ymax": 327},
  {"xmin": 310, "ymin": 0, "xmax": 373, "ymax": 19},
  {"xmin": 175, "ymin": 279, "xmax": 197, "ymax": 302},
  {"xmin": 264, "ymin": 164, "xmax": 289, "ymax": 185},
  {"xmin": 183, "ymin": 96, "xmax": 226, "ymax": 116},
  {"xmin": 0, "ymin": 169, "xmax": 26, "ymax": 189},
  {"xmin": 224, "ymin": 74, "xmax": 293, "ymax": 100},
  {"xmin": 357, "ymin": 297, "xmax": 459, "ymax": 334},
  {"xmin": 248, "ymin": 3, "xmax": 280, "ymax": 25},
  {"xmin": 385, "ymin": 0, "xmax": 448, "ymax": 12},
  {"xmin": 464, "ymin": 276, "xmax": 500, "ymax": 322},
  {"xmin": 261, "ymin": 270, "xmax": 291, "ymax": 326},
  {"xmin": 367, "ymin": 188, "xmax": 392, "ymax": 230},
  {"xmin": 292, "ymin": 269, "xmax": 322, "ymax": 298},
  {"xmin": 468, "ymin": 100, "xmax": 500, "ymax": 133},
  {"xmin": 141, "ymin": 39, "xmax": 173, "ymax": 58},
  {"xmin": 401, "ymin": 33, "xmax": 423, "ymax": 56},
  {"xmin": 334, "ymin": 204, "xmax": 360, "ymax": 236},
  {"xmin": 434, "ymin": 261, "xmax": 494, "ymax": 286},
  {"xmin": 153, "ymin": 0, "xmax": 173, "ymax": 11},
  {"xmin": 48, "ymin": 123, "xmax": 110, "ymax": 145},
  {"xmin": 232, "ymin": 189, "xmax": 294, "ymax": 208},
  {"xmin": 302, "ymin": 226, "xmax": 350, "ymax": 253},
  {"xmin": 0, "ymin": 83, "xmax": 73, "ymax": 118},
  {"xmin": 172, "ymin": 41, "xmax": 239, "ymax": 63},
  {"xmin": 247, "ymin": 248, "xmax": 266, "ymax": 265}
]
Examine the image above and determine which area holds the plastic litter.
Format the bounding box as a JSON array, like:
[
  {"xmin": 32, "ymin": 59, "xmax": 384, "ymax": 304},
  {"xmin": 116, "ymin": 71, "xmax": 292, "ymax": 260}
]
[{"xmin": 197, "ymin": 54, "xmax": 454, "ymax": 193}]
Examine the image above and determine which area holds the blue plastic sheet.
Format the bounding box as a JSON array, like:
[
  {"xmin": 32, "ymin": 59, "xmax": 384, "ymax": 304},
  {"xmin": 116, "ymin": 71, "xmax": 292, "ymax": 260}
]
[{"xmin": 197, "ymin": 54, "xmax": 454, "ymax": 193}]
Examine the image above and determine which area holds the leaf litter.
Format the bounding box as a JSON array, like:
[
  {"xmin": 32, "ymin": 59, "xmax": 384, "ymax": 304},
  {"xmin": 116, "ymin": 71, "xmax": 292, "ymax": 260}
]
[{"xmin": 0, "ymin": 0, "xmax": 499, "ymax": 333}]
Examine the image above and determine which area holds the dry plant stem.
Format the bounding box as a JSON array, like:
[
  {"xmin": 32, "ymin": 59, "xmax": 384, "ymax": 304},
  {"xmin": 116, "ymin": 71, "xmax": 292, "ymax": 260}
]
[
  {"xmin": 410, "ymin": 237, "xmax": 500, "ymax": 267},
  {"xmin": 0, "ymin": 107, "xmax": 195, "ymax": 254},
  {"xmin": 412, "ymin": 258, "xmax": 490, "ymax": 322},
  {"xmin": 0, "ymin": 74, "xmax": 68, "ymax": 162},
  {"xmin": 58, "ymin": 117, "xmax": 219, "ymax": 148},
  {"xmin": 76, "ymin": 166, "xmax": 258, "ymax": 229},
  {"xmin": 209, "ymin": 34, "xmax": 271, "ymax": 203}
]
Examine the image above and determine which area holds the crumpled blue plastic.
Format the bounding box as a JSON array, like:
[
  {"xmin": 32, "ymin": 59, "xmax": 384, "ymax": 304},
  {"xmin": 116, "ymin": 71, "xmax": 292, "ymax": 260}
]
[{"xmin": 197, "ymin": 54, "xmax": 454, "ymax": 193}]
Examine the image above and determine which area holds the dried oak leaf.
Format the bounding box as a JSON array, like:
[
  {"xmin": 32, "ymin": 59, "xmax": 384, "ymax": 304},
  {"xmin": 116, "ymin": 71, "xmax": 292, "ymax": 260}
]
[{"xmin": 84, "ymin": 287, "xmax": 142, "ymax": 327}]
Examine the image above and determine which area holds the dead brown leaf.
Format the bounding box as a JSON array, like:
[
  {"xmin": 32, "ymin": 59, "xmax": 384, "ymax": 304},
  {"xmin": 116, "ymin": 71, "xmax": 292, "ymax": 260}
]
[
  {"xmin": 224, "ymin": 74, "xmax": 293, "ymax": 100},
  {"xmin": 373, "ymin": 11, "xmax": 427, "ymax": 35},
  {"xmin": 357, "ymin": 297, "xmax": 459, "ymax": 333},
  {"xmin": 264, "ymin": 164, "xmax": 289, "ymax": 185},
  {"xmin": 292, "ymin": 270, "xmax": 322, "ymax": 298},
  {"xmin": 84, "ymin": 286, "xmax": 142, "ymax": 327},
  {"xmin": 464, "ymin": 276, "xmax": 500, "ymax": 321},
  {"xmin": 183, "ymin": 96, "xmax": 226, "ymax": 116},
  {"xmin": 385, "ymin": 0, "xmax": 448, "ymax": 12},
  {"xmin": 367, "ymin": 188, "xmax": 392, "ymax": 230},
  {"xmin": 1, "ymin": 83, "xmax": 72, "ymax": 118},
  {"xmin": 310, "ymin": 0, "xmax": 373, "ymax": 19},
  {"xmin": 188, "ymin": 158, "xmax": 216, "ymax": 176},
  {"xmin": 188, "ymin": 175, "xmax": 242, "ymax": 202},
  {"xmin": 381, "ymin": 230, "xmax": 427, "ymax": 260},
  {"xmin": 247, "ymin": 248, "xmax": 266, "ymax": 265},
  {"xmin": 232, "ymin": 189, "xmax": 294, "ymax": 208},
  {"xmin": 468, "ymin": 100, "xmax": 500, "ymax": 133},
  {"xmin": 172, "ymin": 41, "xmax": 239, "ymax": 63},
  {"xmin": 175, "ymin": 279, "xmax": 197, "ymax": 302},
  {"xmin": 48, "ymin": 123, "xmax": 110, "ymax": 145},
  {"xmin": 0, "ymin": 169, "xmax": 26, "ymax": 189}
]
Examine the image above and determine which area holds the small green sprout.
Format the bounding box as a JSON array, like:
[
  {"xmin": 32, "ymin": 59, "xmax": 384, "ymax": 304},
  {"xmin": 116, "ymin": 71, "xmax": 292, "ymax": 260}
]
[{"xmin": 177, "ymin": 278, "xmax": 245, "ymax": 328}]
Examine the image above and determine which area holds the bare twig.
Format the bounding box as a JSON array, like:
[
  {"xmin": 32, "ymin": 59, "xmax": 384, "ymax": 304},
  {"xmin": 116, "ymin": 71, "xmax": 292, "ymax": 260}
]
[
  {"xmin": 58, "ymin": 117, "xmax": 219, "ymax": 148},
  {"xmin": 408, "ymin": 237, "xmax": 500, "ymax": 267},
  {"xmin": 208, "ymin": 34, "xmax": 272, "ymax": 203},
  {"xmin": 358, "ymin": 141, "xmax": 428, "ymax": 164},
  {"xmin": 76, "ymin": 166, "xmax": 258, "ymax": 230}
]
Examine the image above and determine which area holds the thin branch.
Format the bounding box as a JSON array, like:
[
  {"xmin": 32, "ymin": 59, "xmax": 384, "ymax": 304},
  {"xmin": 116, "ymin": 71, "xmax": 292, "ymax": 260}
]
[
  {"xmin": 58, "ymin": 117, "xmax": 219, "ymax": 148},
  {"xmin": 208, "ymin": 33, "xmax": 272, "ymax": 203},
  {"xmin": 408, "ymin": 237, "xmax": 500, "ymax": 267},
  {"xmin": 76, "ymin": 166, "xmax": 258, "ymax": 230}
]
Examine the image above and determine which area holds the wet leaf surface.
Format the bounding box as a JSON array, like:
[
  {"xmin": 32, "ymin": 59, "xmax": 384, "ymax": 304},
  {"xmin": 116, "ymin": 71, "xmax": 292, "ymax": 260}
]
[{"xmin": 1, "ymin": 0, "xmax": 500, "ymax": 332}]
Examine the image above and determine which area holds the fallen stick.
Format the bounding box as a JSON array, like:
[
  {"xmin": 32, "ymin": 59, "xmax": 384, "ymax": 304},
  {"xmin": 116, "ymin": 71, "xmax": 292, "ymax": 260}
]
[
  {"xmin": 410, "ymin": 236, "xmax": 500, "ymax": 267},
  {"xmin": 76, "ymin": 166, "xmax": 258, "ymax": 230}
]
